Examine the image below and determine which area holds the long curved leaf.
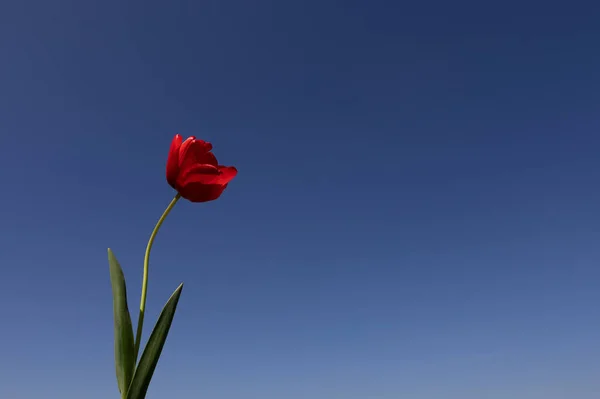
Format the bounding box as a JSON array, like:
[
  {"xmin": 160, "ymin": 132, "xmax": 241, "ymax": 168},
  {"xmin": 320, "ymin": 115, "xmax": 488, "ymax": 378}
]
[
  {"xmin": 127, "ymin": 283, "xmax": 183, "ymax": 399},
  {"xmin": 108, "ymin": 248, "xmax": 135, "ymax": 396}
]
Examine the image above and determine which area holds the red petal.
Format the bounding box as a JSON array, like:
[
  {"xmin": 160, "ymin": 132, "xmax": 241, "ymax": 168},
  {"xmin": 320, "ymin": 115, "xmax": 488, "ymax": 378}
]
[
  {"xmin": 178, "ymin": 136, "xmax": 197, "ymax": 168},
  {"xmin": 197, "ymin": 150, "xmax": 218, "ymax": 167},
  {"xmin": 166, "ymin": 134, "xmax": 182, "ymax": 187},
  {"xmin": 214, "ymin": 166, "xmax": 238, "ymax": 185},
  {"xmin": 178, "ymin": 163, "xmax": 220, "ymax": 186},
  {"xmin": 179, "ymin": 138, "xmax": 213, "ymax": 165},
  {"xmin": 177, "ymin": 183, "xmax": 227, "ymax": 203},
  {"xmin": 179, "ymin": 138, "xmax": 218, "ymax": 172}
]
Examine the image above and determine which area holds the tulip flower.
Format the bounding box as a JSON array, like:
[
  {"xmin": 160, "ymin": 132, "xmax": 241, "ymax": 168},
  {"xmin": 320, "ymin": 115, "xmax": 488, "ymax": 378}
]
[
  {"xmin": 107, "ymin": 134, "xmax": 237, "ymax": 399},
  {"xmin": 166, "ymin": 134, "xmax": 238, "ymax": 203}
]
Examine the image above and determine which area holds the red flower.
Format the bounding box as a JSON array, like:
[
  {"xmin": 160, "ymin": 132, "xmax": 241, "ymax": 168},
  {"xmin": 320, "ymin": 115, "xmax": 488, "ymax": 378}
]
[{"xmin": 166, "ymin": 134, "xmax": 237, "ymax": 202}]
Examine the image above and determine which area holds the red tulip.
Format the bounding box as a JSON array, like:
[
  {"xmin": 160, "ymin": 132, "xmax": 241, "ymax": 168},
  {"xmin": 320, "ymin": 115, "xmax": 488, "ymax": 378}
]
[{"xmin": 166, "ymin": 134, "xmax": 237, "ymax": 202}]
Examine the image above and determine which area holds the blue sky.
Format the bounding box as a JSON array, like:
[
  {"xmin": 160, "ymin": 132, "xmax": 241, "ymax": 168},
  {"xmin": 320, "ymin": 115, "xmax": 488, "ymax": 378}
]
[{"xmin": 1, "ymin": 1, "xmax": 600, "ymax": 398}]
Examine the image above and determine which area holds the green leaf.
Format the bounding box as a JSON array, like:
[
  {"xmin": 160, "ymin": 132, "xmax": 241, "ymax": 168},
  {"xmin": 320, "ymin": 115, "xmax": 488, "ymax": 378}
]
[
  {"xmin": 127, "ymin": 283, "xmax": 183, "ymax": 399},
  {"xmin": 108, "ymin": 248, "xmax": 136, "ymax": 396}
]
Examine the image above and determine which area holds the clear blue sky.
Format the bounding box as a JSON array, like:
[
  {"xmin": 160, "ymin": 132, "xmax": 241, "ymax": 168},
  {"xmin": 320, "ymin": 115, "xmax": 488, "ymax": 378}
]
[{"xmin": 1, "ymin": 1, "xmax": 599, "ymax": 398}]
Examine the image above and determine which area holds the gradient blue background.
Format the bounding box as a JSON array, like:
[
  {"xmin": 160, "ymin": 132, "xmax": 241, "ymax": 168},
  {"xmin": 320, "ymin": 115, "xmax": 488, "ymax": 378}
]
[{"xmin": 1, "ymin": 1, "xmax": 599, "ymax": 398}]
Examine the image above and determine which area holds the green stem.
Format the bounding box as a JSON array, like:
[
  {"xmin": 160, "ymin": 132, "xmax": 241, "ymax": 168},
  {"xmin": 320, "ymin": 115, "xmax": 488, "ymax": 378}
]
[{"xmin": 133, "ymin": 193, "xmax": 181, "ymax": 363}]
